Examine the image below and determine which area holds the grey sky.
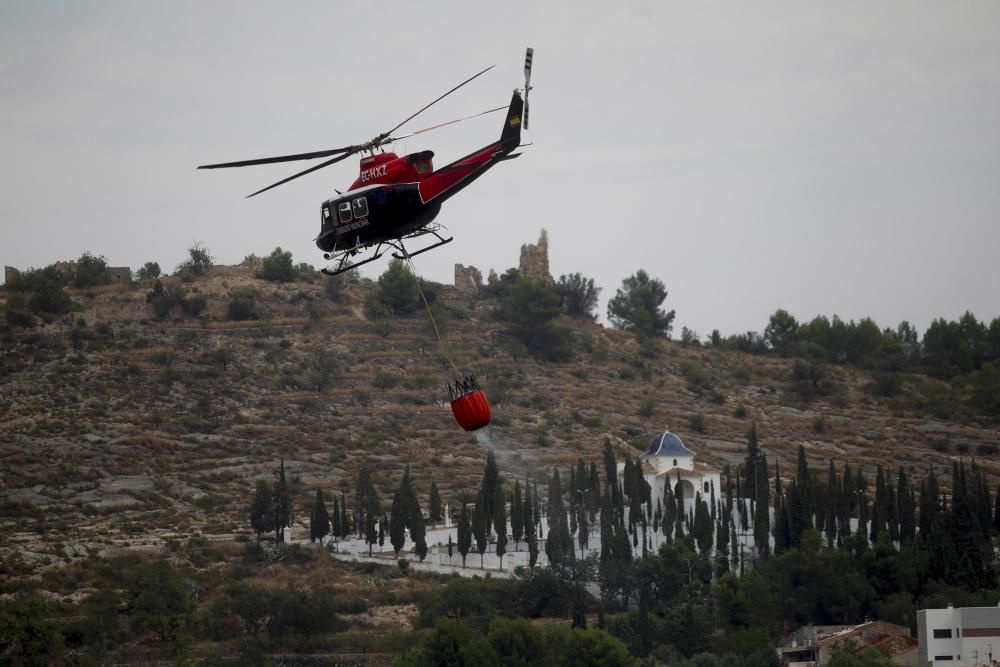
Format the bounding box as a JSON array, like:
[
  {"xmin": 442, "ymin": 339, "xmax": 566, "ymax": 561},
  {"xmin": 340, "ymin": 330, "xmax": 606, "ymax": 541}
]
[{"xmin": 2, "ymin": 1, "xmax": 998, "ymax": 337}]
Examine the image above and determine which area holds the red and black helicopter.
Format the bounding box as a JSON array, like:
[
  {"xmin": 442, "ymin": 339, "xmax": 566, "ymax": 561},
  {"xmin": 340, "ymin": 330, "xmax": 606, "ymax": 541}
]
[{"xmin": 198, "ymin": 48, "xmax": 534, "ymax": 276}]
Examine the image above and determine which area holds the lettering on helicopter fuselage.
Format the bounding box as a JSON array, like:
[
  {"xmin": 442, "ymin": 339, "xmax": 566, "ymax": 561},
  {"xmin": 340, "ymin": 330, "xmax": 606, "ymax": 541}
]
[
  {"xmin": 359, "ymin": 165, "xmax": 388, "ymax": 182},
  {"xmin": 337, "ymin": 219, "xmax": 370, "ymax": 233}
]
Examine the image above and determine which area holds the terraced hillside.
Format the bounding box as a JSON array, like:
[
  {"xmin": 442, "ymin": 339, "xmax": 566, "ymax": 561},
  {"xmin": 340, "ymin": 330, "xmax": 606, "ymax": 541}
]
[{"xmin": 1, "ymin": 263, "xmax": 998, "ymax": 581}]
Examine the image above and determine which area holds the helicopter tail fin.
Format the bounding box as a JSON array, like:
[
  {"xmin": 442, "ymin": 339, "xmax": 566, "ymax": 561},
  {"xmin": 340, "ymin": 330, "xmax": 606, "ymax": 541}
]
[{"xmin": 498, "ymin": 91, "xmax": 524, "ymax": 154}]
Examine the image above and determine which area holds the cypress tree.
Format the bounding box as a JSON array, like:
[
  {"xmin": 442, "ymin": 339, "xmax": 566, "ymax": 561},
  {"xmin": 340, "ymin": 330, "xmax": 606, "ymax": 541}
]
[
  {"xmin": 743, "ymin": 421, "xmax": 761, "ymax": 494},
  {"xmin": 588, "ymin": 462, "xmax": 602, "ymax": 519},
  {"xmin": 339, "ymin": 491, "xmax": 349, "ymax": 538},
  {"xmin": 390, "ymin": 478, "xmax": 407, "ymax": 556},
  {"xmin": 887, "ymin": 478, "xmax": 899, "ymax": 542},
  {"xmin": 694, "ymin": 494, "xmax": 712, "ymax": 553},
  {"xmin": 545, "ymin": 468, "xmax": 575, "ymax": 566},
  {"xmin": 480, "ymin": 450, "xmax": 500, "ymax": 535},
  {"xmin": 871, "ymin": 465, "xmax": 887, "ymax": 542},
  {"xmin": 472, "ymin": 492, "xmax": 487, "ymax": 567},
  {"xmin": 495, "ymin": 493, "xmax": 508, "ymax": 569},
  {"xmin": 457, "ymin": 503, "xmax": 472, "ymax": 566},
  {"xmin": 994, "ymin": 483, "xmax": 1000, "ymax": 533},
  {"xmin": 250, "ymin": 479, "xmax": 274, "ymax": 543},
  {"xmin": 275, "ymin": 459, "xmax": 291, "ymax": 542},
  {"xmin": 825, "ymin": 460, "xmax": 839, "ymax": 547},
  {"xmin": 379, "ymin": 513, "xmax": 386, "ymax": 551},
  {"xmin": 796, "ymin": 444, "xmax": 812, "ymax": 528},
  {"xmin": 331, "ymin": 496, "xmax": 341, "ymax": 539},
  {"xmin": 578, "ymin": 502, "xmax": 590, "ymax": 555},
  {"xmin": 753, "ymin": 453, "xmax": 770, "ymax": 556},
  {"xmin": 428, "ymin": 481, "xmax": 442, "ymax": 523},
  {"xmin": 310, "ymin": 489, "xmax": 330, "ymax": 543},
  {"xmin": 511, "ymin": 480, "xmax": 524, "ymax": 549}
]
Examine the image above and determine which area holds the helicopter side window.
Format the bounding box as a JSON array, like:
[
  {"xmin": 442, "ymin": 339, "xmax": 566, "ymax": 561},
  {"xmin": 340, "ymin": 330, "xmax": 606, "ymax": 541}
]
[
  {"xmin": 352, "ymin": 197, "xmax": 369, "ymax": 219},
  {"xmin": 414, "ymin": 161, "xmax": 431, "ymax": 175},
  {"xmin": 338, "ymin": 202, "xmax": 352, "ymax": 224}
]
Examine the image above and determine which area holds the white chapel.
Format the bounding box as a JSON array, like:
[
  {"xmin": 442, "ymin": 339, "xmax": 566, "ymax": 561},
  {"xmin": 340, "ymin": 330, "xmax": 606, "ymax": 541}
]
[{"xmin": 619, "ymin": 428, "xmax": 722, "ymax": 511}]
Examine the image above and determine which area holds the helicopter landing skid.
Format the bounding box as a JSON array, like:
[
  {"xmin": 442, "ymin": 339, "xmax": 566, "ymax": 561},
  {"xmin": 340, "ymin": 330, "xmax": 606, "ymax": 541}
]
[
  {"xmin": 390, "ymin": 224, "xmax": 453, "ymax": 261},
  {"xmin": 320, "ymin": 224, "xmax": 453, "ymax": 276}
]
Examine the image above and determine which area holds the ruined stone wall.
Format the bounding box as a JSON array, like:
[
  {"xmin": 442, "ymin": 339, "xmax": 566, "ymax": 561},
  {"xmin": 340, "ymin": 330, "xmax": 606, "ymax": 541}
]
[
  {"xmin": 453, "ymin": 264, "xmax": 482, "ymax": 292},
  {"xmin": 106, "ymin": 267, "xmax": 133, "ymax": 283},
  {"xmin": 5, "ymin": 266, "xmax": 21, "ymax": 285},
  {"xmin": 518, "ymin": 229, "xmax": 551, "ymax": 282}
]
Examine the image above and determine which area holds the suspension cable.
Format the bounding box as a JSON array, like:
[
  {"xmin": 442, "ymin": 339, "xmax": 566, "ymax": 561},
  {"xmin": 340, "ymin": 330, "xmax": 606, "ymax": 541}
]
[{"xmin": 398, "ymin": 245, "xmax": 462, "ymax": 377}]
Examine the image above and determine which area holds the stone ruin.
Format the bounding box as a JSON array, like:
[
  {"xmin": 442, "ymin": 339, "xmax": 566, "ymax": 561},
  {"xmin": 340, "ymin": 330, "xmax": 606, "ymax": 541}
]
[
  {"xmin": 5, "ymin": 266, "xmax": 21, "ymax": 284},
  {"xmin": 453, "ymin": 264, "xmax": 482, "ymax": 292},
  {"xmin": 518, "ymin": 229, "xmax": 552, "ymax": 282},
  {"xmin": 453, "ymin": 229, "xmax": 552, "ymax": 290}
]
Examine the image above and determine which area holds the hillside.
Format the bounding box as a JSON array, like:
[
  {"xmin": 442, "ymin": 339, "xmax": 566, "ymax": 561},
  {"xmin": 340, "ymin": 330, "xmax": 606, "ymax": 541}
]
[{"xmin": 1, "ymin": 258, "xmax": 998, "ymax": 582}]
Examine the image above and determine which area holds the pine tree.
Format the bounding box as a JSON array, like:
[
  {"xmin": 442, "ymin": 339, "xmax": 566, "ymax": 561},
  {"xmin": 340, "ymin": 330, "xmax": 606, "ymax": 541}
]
[
  {"xmin": 275, "ymin": 459, "xmax": 291, "ymax": 542},
  {"xmin": 310, "ymin": 489, "xmax": 330, "ymax": 543},
  {"xmin": 428, "ymin": 481, "xmax": 442, "ymax": 523},
  {"xmin": 250, "ymin": 479, "xmax": 274, "ymax": 543},
  {"xmin": 457, "ymin": 503, "xmax": 472, "ymax": 566},
  {"xmin": 511, "ymin": 480, "xmax": 524, "ymax": 549}
]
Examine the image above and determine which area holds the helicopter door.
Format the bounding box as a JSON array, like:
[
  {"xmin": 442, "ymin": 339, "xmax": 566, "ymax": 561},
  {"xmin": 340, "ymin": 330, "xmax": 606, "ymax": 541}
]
[
  {"xmin": 338, "ymin": 202, "xmax": 352, "ymax": 224},
  {"xmin": 352, "ymin": 197, "xmax": 369, "ymax": 219}
]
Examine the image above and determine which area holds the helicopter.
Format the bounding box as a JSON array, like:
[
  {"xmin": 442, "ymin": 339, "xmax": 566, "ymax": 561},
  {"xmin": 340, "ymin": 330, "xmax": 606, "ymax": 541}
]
[{"xmin": 198, "ymin": 48, "xmax": 534, "ymax": 276}]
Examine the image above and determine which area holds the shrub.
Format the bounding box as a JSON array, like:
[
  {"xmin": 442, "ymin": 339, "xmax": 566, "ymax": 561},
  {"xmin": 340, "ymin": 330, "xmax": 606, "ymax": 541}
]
[
  {"xmin": 228, "ymin": 288, "xmax": 259, "ymax": 321},
  {"xmin": 71, "ymin": 252, "xmax": 112, "ymax": 288},
  {"xmin": 136, "ymin": 262, "xmax": 161, "ymax": 281},
  {"xmin": 733, "ymin": 405, "xmax": 748, "ymax": 419},
  {"xmin": 258, "ymin": 247, "xmax": 298, "ymax": 282},
  {"xmin": 175, "ymin": 242, "xmax": 213, "ymax": 277},
  {"xmin": 689, "ymin": 413, "xmax": 707, "ymax": 433}
]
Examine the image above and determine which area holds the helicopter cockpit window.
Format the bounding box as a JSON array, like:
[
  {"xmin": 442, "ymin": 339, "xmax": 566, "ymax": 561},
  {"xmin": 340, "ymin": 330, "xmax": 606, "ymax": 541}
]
[
  {"xmin": 338, "ymin": 202, "xmax": 352, "ymax": 224},
  {"xmin": 352, "ymin": 197, "xmax": 369, "ymax": 219}
]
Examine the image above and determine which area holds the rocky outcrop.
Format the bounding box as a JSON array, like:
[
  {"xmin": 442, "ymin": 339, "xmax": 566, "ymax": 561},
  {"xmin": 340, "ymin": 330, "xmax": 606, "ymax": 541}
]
[
  {"xmin": 519, "ymin": 229, "xmax": 551, "ymax": 282},
  {"xmin": 454, "ymin": 264, "xmax": 483, "ymax": 292}
]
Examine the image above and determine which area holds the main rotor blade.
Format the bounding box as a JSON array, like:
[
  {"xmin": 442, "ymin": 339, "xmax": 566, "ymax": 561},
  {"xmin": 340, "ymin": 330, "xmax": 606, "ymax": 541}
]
[
  {"xmin": 246, "ymin": 150, "xmax": 357, "ymax": 198},
  {"xmin": 387, "ymin": 104, "xmax": 507, "ymax": 142},
  {"xmin": 384, "ymin": 65, "xmax": 494, "ymax": 136},
  {"xmin": 198, "ymin": 146, "xmax": 356, "ymax": 170}
]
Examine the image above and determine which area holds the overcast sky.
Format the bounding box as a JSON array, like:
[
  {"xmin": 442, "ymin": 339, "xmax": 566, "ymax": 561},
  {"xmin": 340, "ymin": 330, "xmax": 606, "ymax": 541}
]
[{"xmin": 2, "ymin": 1, "xmax": 998, "ymax": 337}]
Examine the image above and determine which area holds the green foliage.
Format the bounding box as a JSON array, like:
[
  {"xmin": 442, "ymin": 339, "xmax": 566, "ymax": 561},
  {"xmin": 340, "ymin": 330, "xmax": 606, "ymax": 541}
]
[
  {"xmin": 124, "ymin": 560, "xmax": 195, "ymax": 643},
  {"xmin": 4, "ymin": 294, "xmax": 36, "ymax": 327},
  {"xmin": 495, "ymin": 277, "xmax": 574, "ymax": 362},
  {"xmin": 368, "ymin": 259, "xmax": 422, "ymax": 318},
  {"xmin": 136, "ymin": 261, "xmax": 161, "ymax": 281},
  {"xmin": 555, "ymin": 273, "xmax": 601, "ymax": 320},
  {"xmin": 72, "ymin": 251, "xmax": 114, "ymax": 288},
  {"xmin": 7, "ymin": 266, "xmax": 74, "ymax": 316},
  {"xmin": 227, "ymin": 287, "xmax": 260, "ymax": 321},
  {"xmin": 607, "ymin": 269, "xmax": 675, "ymax": 339},
  {"xmin": 258, "ymin": 247, "xmax": 298, "ymax": 282},
  {"xmin": 0, "ymin": 593, "xmax": 65, "ymax": 661},
  {"xmin": 146, "ymin": 279, "xmax": 206, "ymax": 320},
  {"xmin": 175, "ymin": 242, "xmax": 213, "ymax": 277}
]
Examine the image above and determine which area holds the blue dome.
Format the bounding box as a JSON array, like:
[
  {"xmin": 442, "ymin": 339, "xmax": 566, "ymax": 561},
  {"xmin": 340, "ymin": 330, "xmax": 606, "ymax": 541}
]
[{"xmin": 647, "ymin": 430, "xmax": 695, "ymax": 458}]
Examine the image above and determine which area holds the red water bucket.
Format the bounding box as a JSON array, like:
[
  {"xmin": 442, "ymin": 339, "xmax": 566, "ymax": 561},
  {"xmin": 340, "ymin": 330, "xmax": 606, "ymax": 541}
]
[{"xmin": 450, "ymin": 389, "xmax": 492, "ymax": 431}]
